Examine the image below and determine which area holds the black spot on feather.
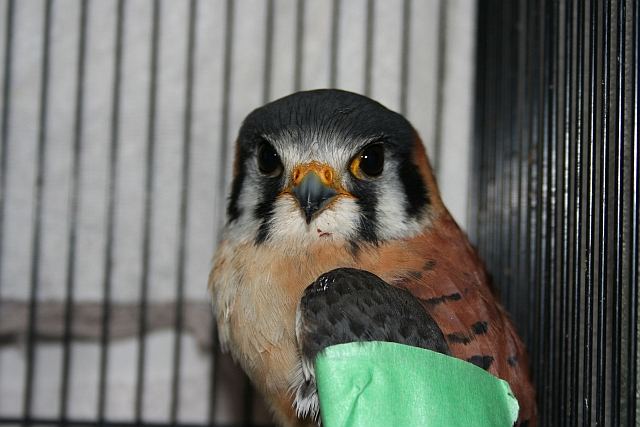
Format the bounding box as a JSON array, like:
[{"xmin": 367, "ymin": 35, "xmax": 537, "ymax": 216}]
[
  {"xmin": 422, "ymin": 292, "xmax": 462, "ymax": 306},
  {"xmin": 446, "ymin": 332, "xmax": 472, "ymax": 345},
  {"xmin": 407, "ymin": 270, "xmax": 423, "ymax": 280},
  {"xmin": 471, "ymin": 321, "xmax": 489, "ymax": 335},
  {"xmin": 423, "ymin": 260, "xmax": 437, "ymax": 271},
  {"xmin": 467, "ymin": 355, "xmax": 494, "ymax": 370}
]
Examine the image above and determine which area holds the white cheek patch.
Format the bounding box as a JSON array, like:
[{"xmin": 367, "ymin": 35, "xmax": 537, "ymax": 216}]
[
  {"xmin": 224, "ymin": 174, "xmax": 264, "ymax": 243},
  {"xmin": 365, "ymin": 160, "xmax": 424, "ymax": 241},
  {"xmin": 267, "ymin": 195, "xmax": 361, "ymax": 245},
  {"xmin": 375, "ymin": 178, "xmax": 423, "ymax": 240},
  {"xmin": 237, "ymin": 176, "xmax": 260, "ymax": 214}
]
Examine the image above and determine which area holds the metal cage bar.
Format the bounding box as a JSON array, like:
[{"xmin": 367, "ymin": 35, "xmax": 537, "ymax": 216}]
[{"xmin": 473, "ymin": 0, "xmax": 639, "ymax": 425}]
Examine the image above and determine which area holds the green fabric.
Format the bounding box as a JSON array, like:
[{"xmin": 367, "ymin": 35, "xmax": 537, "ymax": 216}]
[{"xmin": 315, "ymin": 341, "xmax": 519, "ymax": 427}]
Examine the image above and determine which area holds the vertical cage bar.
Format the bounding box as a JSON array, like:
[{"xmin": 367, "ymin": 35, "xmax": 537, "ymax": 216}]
[
  {"xmin": 505, "ymin": 0, "xmax": 519, "ymax": 317},
  {"xmin": 610, "ymin": 1, "xmax": 626, "ymax": 425},
  {"xmin": 481, "ymin": 0, "xmax": 493, "ymax": 260},
  {"xmin": 210, "ymin": 0, "xmax": 234, "ymax": 423},
  {"xmin": 169, "ymin": 0, "xmax": 198, "ymax": 423},
  {"xmin": 215, "ymin": 0, "xmax": 233, "ymax": 235},
  {"xmin": 525, "ymin": 0, "xmax": 541, "ymax": 390},
  {"xmin": 551, "ymin": 1, "xmax": 566, "ymax": 423},
  {"xmin": 23, "ymin": 0, "xmax": 53, "ymax": 420},
  {"xmin": 432, "ymin": 0, "xmax": 446, "ymax": 175},
  {"xmin": 469, "ymin": 0, "xmax": 486, "ymax": 243},
  {"xmin": 482, "ymin": 0, "xmax": 493, "ymax": 272},
  {"xmin": 329, "ymin": 0, "xmax": 340, "ymax": 89},
  {"xmin": 495, "ymin": 0, "xmax": 505, "ymax": 301},
  {"xmin": 498, "ymin": 0, "xmax": 512, "ymax": 311},
  {"xmin": 262, "ymin": 0, "xmax": 274, "ymax": 103},
  {"xmin": 398, "ymin": 0, "xmax": 411, "ymax": 116},
  {"xmin": 550, "ymin": 0, "xmax": 560, "ymax": 422},
  {"xmin": 559, "ymin": 0, "xmax": 574, "ymax": 422},
  {"xmin": 595, "ymin": 0, "xmax": 611, "ymax": 424},
  {"xmin": 543, "ymin": 1, "xmax": 559, "ymax": 423},
  {"xmin": 489, "ymin": 0, "xmax": 500, "ymax": 298},
  {"xmin": 293, "ymin": 0, "xmax": 305, "ymax": 92},
  {"xmin": 496, "ymin": 0, "xmax": 504, "ymax": 286},
  {"xmin": 0, "ymin": 0, "xmax": 14, "ymax": 314},
  {"xmin": 628, "ymin": 0, "xmax": 639, "ymax": 424},
  {"xmin": 515, "ymin": 0, "xmax": 530, "ymax": 337},
  {"xmin": 495, "ymin": 0, "xmax": 507, "ymax": 298},
  {"xmin": 534, "ymin": 1, "xmax": 551, "ymax": 419},
  {"xmin": 570, "ymin": 0, "xmax": 585, "ymax": 423},
  {"xmin": 134, "ymin": 0, "xmax": 161, "ymax": 421},
  {"xmin": 60, "ymin": 0, "xmax": 89, "ymax": 421},
  {"xmin": 97, "ymin": 0, "xmax": 125, "ymax": 422},
  {"xmin": 582, "ymin": 0, "xmax": 599, "ymax": 422},
  {"xmin": 485, "ymin": 0, "xmax": 499, "ymax": 283},
  {"xmin": 478, "ymin": 0, "xmax": 490, "ymax": 269},
  {"xmin": 363, "ymin": 0, "xmax": 374, "ymax": 97}
]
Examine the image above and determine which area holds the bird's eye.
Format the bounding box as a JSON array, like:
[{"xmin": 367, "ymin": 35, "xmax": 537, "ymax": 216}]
[
  {"xmin": 257, "ymin": 141, "xmax": 283, "ymax": 176},
  {"xmin": 351, "ymin": 143, "xmax": 384, "ymax": 178}
]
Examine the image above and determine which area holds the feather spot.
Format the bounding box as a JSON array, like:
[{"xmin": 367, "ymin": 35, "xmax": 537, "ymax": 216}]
[
  {"xmin": 446, "ymin": 332, "xmax": 473, "ymax": 345},
  {"xmin": 448, "ymin": 292, "xmax": 462, "ymax": 301},
  {"xmin": 471, "ymin": 321, "xmax": 489, "ymax": 335},
  {"xmin": 423, "ymin": 260, "xmax": 437, "ymax": 271},
  {"xmin": 407, "ymin": 270, "xmax": 423, "ymax": 280},
  {"xmin": 467, "ymin": 355, "xmax": 494, "ymax": 370},
  {"xmin": 422, "ymin": 292, "xmax": 462, "ymax": 306}
]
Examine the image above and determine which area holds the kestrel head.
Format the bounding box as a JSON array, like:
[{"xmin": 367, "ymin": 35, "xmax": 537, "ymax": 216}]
[{"xmin": 224, "ymin": 89, "xmax": 443, "ymax": 247}]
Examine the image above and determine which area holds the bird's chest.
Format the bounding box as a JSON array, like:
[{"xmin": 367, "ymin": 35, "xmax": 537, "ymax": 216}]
[{"xmin": 210, "ymin": 240, "xmax": 359, "ymax": 395}]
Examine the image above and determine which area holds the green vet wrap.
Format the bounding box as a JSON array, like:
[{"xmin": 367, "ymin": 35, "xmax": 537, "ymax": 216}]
[{"xmin": 315, "ymin": 341, "xmax": 519, "ymax": 427}]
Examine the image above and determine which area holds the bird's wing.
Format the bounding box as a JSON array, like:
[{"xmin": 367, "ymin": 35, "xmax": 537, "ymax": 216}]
[
  {"xmin": 296, "ymin": 267, "xmax": 451, "ymax": 361},
  {"xmin": 386, "ymin": 214, "xmax": 536, "ymax": 425},
  {"xmin": 293, "ymin": 267, "xmax": 451, "ymax": 422}
]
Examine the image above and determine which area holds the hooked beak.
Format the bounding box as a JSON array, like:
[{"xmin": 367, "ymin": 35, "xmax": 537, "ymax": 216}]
[{"xmin": 292, "ymin": 172, "xmax": 338, "ymax": 224}]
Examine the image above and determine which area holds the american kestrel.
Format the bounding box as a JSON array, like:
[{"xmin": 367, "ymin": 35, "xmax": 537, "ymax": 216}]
[{"xmin": 209, "ymin": 89, "xmax": 536, "ymax": 426}]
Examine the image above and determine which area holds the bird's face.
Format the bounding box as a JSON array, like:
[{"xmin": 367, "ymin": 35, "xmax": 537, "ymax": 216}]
[{"xmin": 225, "ymin": 90, "xmax": 436, "ymax": 248}]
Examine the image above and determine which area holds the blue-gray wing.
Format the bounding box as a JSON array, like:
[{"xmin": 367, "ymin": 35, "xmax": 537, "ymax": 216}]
[{"xmin": 296, "ymin": 267, "xmax": 450, "ymax": 362}]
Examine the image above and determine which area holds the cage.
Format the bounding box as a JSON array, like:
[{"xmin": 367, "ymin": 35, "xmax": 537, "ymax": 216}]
[
  {"xmin": 472, "ymin": 0, "xmax": 638, "ymax": 425},
  {"xmin": 0, "ymin": 0, "xmax": 637, "ymax": 426}
]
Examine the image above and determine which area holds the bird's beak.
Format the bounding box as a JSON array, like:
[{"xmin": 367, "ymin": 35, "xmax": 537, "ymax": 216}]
[{"xmin": 291, "ymin": 163, "xmax": 339, "ymax": 224}]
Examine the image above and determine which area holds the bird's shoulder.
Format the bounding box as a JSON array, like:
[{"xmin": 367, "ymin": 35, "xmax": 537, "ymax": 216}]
[{"xmin": 374, "ymin": 214, "xmax": 536, "ymax": 424}]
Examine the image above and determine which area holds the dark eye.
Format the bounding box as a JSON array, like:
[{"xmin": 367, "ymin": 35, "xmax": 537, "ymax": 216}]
[
  {"xmin": 351, "ymin": 143, "xmax": 384, "ymax": 178},
  {"xmin": 257, "ymin": 141, "xmax": 283, "ymax": 176}
]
